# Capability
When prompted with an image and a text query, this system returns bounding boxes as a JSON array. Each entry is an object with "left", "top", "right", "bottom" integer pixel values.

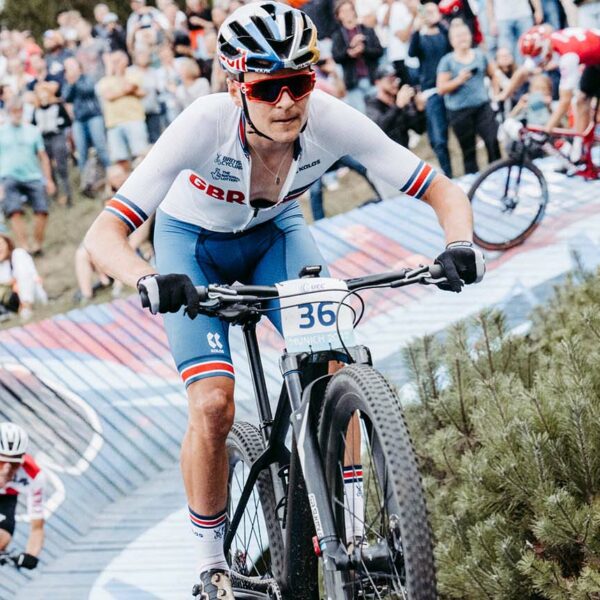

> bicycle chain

[{"left": 230, "top": 572, "right": 283, "bottom": 600}]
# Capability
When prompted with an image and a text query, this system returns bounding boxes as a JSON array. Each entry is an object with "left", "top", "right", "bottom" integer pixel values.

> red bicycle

[{"left": 467, "top": 120, "right": 600, "bottom": 250}]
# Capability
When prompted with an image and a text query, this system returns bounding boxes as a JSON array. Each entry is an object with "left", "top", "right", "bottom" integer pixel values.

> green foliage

[
  {"left": 1, "top": 0, "right": 136, "bottom": 40},
  {"left": 405, "top": 272, "right": 600, "bottom": 600}
]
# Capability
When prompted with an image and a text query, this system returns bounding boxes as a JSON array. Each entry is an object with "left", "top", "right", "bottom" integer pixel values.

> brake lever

[{"left": 389, "top": 264, "right": 447, "bottom": 287}]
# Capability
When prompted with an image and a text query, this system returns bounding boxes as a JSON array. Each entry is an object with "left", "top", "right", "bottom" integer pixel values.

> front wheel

[
  {"left": 318, "top": 365, "right": 437, "bottom": 599},
  {"left": 469, "top": 158, "right": 549, "bottom": 251},
  {"left": 226, "top": 422, "right": 285, "bottom": 596}
]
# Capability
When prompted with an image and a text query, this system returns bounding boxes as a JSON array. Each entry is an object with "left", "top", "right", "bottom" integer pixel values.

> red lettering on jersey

[
  {"left": 206, "top": 185, "right": 224, "bottom": 200},
  {"left": 189, "top": 174, "right": 207, "bottom": 191},
  {"left": 189, "top": 173, "right": 246, "bottom": 205},
  {"left": 226, "top": 191, "right": 245, "bottom": 204}
]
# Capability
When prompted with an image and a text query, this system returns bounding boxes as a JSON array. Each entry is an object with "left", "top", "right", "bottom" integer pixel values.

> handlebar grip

[
  {"left": 428, "top": 263, "right": 444, "bottom": 279},
  {"left": 196, "top": 286, "right": 209, "bottom": 301},
  {"left": 139, "top": 288, "right": 150, "bottom": 310}
]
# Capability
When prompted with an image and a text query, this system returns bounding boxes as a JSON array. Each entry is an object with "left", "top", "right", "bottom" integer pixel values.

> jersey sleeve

[
  {"left": 26, "top": 470, "right": 45, "bottom": 521},
  {"left": 104, "top": 94, "right": 223, "bottom": 233},
  {"left": 558, "top": 52, "right": 581, "bottom": 91},
  {"left": 314, "top": 92, "right": 437, "bottom": 199}
]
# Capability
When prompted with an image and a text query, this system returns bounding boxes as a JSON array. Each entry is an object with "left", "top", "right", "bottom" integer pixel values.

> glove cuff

[
  {"left": 446, "top": 240, "right": 473, "bottom": 249},
  {"left": 136, "top": 273, "right": 156, "bottom": 290}
]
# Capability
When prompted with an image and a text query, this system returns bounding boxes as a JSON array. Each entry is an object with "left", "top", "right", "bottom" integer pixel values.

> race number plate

[{"left": 276, "top": 278, "right": 356, "bottom": 353}]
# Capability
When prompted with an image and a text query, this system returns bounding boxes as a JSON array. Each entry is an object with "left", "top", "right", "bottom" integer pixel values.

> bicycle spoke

[
  {"left": 229, "top": 455, "right": 273, "bottom": 579},
  {"left": 331, "top": 412, "right": 412, "bottom": 599}
]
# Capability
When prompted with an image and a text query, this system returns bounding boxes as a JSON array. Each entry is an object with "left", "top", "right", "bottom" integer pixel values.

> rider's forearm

[
  {"left": 421, "top": 174, "right": 473, "bottom": 244},
  {"left": 84, "top": 212, "right": 156, "bottom": 288},
  {"left": 501, "top": 66, "right": 529, "bottom": 100},
  {"left": 25, "top": 521, "right": 44, "bottom": 557}
]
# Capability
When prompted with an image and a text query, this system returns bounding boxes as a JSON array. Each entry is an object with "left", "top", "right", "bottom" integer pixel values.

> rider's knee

[
  {"left": 187, "top": 382, "right": 235, "bottom": 439},
  {"left": 0, "top": 530, "right": 12, "bottom": 551}
]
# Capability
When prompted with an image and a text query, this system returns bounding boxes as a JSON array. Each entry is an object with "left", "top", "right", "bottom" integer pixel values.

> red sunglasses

[{"left": 236, "top": 71, "right": 316, "bottom": 105}]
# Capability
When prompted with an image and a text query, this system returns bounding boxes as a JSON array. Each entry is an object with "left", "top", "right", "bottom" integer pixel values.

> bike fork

[{"left": 280, "top": 354, "right": 350, "bottom": 599}]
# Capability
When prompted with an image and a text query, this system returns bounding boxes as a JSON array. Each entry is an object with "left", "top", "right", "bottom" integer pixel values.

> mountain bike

[
  {"left": 182, "top": 263, "right": 444, "bottom": 599},
  {"left": 468, "top": 120, "right": 600, "bottom": 251}
]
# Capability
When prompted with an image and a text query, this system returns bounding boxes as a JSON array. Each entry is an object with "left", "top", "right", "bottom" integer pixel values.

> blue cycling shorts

[{"left": 154, "top": 203, "right": 328, "bottom": 388}]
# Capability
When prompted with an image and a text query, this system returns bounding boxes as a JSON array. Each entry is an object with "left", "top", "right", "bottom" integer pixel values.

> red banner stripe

[
  {"left": 181, "top": 362, "right": 235, "bottom": 381},
  {"left": 190, "top": 513, "right": 227, "bottom": 527},
  {"left": 406, "top": 164, "right": 432, "bottom": 197},
  {"left": 107, "top": 199, "right": 144, "bottom": 228}
]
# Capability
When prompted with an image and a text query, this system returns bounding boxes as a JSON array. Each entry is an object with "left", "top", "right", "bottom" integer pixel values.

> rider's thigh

[
  {"left": 186, "top": 376, "right": 235, "bottom": 439},
  {"left": 154, "top": 210, "right": 235, "bottom": 389}
]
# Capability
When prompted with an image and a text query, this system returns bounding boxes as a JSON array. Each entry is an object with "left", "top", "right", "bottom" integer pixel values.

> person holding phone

[
  {"left": 332, "top": 0, "right": 384, "bottom": 112},
  {"left": 437, "top": 20, "right": 500, "bottom": 174}
]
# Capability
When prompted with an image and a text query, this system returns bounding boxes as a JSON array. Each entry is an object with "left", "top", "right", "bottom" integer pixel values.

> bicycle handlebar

[{"left": 195, "top": 263, "right": 445, "bottom": 304}]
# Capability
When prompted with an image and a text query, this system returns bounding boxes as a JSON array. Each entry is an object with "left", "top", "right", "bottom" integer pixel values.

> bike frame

[
  {"left": 525, "top": 117, "right": 600, "bottom": 180},
  {"left": 223, "top": 318, "right": 380, "bottom": 598}
]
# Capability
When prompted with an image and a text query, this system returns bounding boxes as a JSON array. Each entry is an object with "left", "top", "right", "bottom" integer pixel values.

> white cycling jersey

[
  {"left": 0, "top": 454, "right": 45, "bottom": 520},
  {"left": 106, "top": 90, "right": 437, "bottom": 234}
]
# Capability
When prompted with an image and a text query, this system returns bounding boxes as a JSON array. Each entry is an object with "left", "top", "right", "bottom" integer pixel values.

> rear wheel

[
  {"left": 469, "top": 158, "right": 548, "bottom": 251},
  {"left": 226, "top": 422, "right": 285, "bottom": 597},
  {"left": 318, "top": 365, "right": 437, "bottom": 599}
]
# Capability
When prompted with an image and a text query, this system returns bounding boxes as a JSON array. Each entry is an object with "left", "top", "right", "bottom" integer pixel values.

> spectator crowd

[{"left": 0, "top": 0, "right": 597, "bottom": 321}]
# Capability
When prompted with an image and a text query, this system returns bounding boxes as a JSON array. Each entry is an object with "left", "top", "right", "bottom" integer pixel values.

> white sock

[
  {"left": 343, "top": 465, "right": 365, "bottom": 543},
  {"left": 570, "top": 136, "right": 583, "bottom": 163},
  {"left": 189, "top": 506, "right": 229, "bottom": 573}
]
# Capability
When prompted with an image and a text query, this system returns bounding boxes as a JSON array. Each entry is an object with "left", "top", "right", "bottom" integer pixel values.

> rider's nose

[{"left": 276, "top": 89, "right": 295, "bottom": 109}]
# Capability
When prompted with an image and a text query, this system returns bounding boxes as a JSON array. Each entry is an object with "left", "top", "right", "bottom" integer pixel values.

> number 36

[{"left": 298, "top": 301, "right": 337, "bottom": 329}]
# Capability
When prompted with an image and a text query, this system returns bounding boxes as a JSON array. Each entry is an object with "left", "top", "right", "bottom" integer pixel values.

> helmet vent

[
  {"left": 284, "top": 10, "right": 294, "bottom": 37},
  {"left": 247, "top": 58, "right": 277, "bottom": 70},
  {"left": 293, "top": 51, "right": 313, "bottom": 66},
  {"left": 250, "top": 15, "right": 275, "bottom": 43},
  {"left": 218, "top": 37, "right": 239, "bottom": 58},
  {"left": 300, "top": 28, "right": 312, "bottom": 47},
  {"left": 229, "top": 22, "right": 264, "bottom": 53},
  {"left": 262, "top": 3, "right": 277, "bottom": 17},
  {"left": 271, "top": 37, "right": 294, "bottom": 58}
]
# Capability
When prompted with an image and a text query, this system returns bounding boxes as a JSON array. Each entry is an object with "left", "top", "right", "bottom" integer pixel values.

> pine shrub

[{"left": 404, "top": 272, "right": 600, "bottom": 599}]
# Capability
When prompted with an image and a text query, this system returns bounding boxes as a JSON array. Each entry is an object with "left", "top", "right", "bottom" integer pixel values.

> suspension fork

[
  {"left": 503, "top": 151, "right": 527, "bottom": 210},
  {"left": 280, "top": 353, "right": 350, "bottom": 579}
]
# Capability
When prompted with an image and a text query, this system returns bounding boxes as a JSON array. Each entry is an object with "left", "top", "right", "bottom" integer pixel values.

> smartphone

[{"left": 469, "top": 66, "right": 478, "bottom": 75}]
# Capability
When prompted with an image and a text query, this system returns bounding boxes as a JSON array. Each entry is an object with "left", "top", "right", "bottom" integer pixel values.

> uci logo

[
  {"left": 207, "top": 332, "right": 224, "bottom": 353},
  {"left": 189, "top": 174, "right": 245, "bottom": 205}
]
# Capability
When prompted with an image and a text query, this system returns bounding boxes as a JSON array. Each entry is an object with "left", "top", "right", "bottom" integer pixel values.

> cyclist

[
  {"left": 0, "top": 422, "right": 45, "bottom": 571},
  {"left": 502, "top": 25, "right": 600, "bottom": 158},
  {"left": 84, "top": 2, "right": 485, "bottom": 597}
]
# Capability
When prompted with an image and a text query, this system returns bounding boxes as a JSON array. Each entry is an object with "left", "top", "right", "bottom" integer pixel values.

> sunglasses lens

[{"left": 247, "top": 74, "right": 314, "bottom": 103}]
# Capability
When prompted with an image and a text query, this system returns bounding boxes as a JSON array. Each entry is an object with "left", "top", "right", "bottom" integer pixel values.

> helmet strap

[{"left": 238, "top": 73, "right": 275, "bottom": 141}]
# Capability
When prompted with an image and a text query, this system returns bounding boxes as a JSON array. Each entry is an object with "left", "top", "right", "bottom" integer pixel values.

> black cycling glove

[
  {"left": 137, "top": 273, "right": 200, "bottom": 319},
  {"left": 15, "top": 552, "right": 39, "bottom": 570},
  {"left": 434, "top": 241, "right": 485, "bottom": 293}
]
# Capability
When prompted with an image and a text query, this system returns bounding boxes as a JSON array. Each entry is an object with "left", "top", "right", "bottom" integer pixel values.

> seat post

[{"left": 242, "top": 321, "right": 273, "bottom": 439}]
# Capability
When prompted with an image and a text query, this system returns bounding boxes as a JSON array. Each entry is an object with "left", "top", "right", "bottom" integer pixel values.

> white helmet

[
  {"left": 0, "top": 422, "right": 29, "bottom": 462},
  {"left": 217, "top": 1, "right": 319, "bottom": 75}
]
